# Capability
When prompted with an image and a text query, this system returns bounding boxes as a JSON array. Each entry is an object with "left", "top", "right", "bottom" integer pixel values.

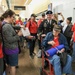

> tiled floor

[
  {"left": 16, "top": 45, "right": 41, "bottom": 75},
  {"left": 16, "top": 43, "right": 75, "bottom": 75}
]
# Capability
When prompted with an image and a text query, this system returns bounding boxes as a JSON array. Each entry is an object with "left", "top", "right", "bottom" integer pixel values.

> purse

[
  {"left": 57, "top": 52, "right": 67, "bottom": 68},
  {"left": 55, "top": 47, "right": 67, "bottom": 68}
]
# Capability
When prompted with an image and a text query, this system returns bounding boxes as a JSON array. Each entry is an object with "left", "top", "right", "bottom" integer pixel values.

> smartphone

[{"left": 58, "top": 13, "right": 61, "bottom": 15}]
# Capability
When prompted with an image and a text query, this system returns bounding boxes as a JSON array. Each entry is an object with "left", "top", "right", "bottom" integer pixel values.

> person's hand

[
  {"left": 57, "top": 48, "right": 65, "bottom": 54},
  {"left": 16, "top": 30, "right": 19, "bottom": 33},
  {"left": 41, "top": 34, "right": 46, "bottom": 37},
  {"left": 46, "top": 52, "right": 50, "bottom": 57},
  {"left": 57, "top": 50, "right": 62, "bottom": 54},
  {"left": 17, "top": 30, "right": 23, "bottom": 36},
  {"left": 60, "top": 48, "right": 65, "bottom": 53},
  {"left": 60, "top": 13, "right": 63, "bottom": 16},
  {"left": 20, "top": 25, "right": 26, "bottom": 29},
  {"left": 48, "top": 41, "right": 55, "bottom": 46},
  {"left": 26, "top": 36, "right": 34, "bottom": 39},
  {"left": 20, "top": 25, "right": 24, "bottom": 28}
]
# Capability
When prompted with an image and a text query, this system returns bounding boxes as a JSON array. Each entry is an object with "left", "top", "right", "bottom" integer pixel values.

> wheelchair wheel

[{"left": 40, "top": 67, "right": 47, "bottom": 75}]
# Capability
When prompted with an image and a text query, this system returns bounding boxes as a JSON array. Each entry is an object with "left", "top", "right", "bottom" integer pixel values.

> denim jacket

[{"left": 42, "top": 32, "right": 69, "bottom": 51}]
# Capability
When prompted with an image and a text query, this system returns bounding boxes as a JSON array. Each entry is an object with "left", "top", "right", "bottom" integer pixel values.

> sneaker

[
  {"left": 30, "top": 55, "right": 34, "bottom": 59},
  {"left": 37, "top": 50, "right": 42, "bottom": 58}
]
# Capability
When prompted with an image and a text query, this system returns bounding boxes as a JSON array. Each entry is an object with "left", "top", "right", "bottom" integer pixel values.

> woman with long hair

[{"left": 2, "top": 9, "right": 23, "bottom": 75}]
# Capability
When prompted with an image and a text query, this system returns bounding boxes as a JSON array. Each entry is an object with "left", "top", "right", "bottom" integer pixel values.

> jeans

[
  {"left": 72, "top": 42, "right": 75, "bottom": 61},
  {"left": 3, "top": 72, "right": 6, "bottom": 75},
  {"left": 28, "top": 39, "right": 36, "bottom": 55},
  {"left": 28, "top": 33, "right": 37, "bottom": 56},
  {"left": 49, "top": 55, "right": 72, "bottom": 75},
  {"left": 38, "top": 39, "right": 41, "bottom": 49}
]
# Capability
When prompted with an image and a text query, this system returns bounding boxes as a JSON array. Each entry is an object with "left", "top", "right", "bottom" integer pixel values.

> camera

[{"left": 58, "top": 13, "right": 61, "bottom": 15}]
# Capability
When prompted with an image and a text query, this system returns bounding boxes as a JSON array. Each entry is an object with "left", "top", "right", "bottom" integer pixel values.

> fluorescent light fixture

[
  {"left": 0, "top": 0, "right": 2, "bottom": 2},
  {"left": 0, "top": 0, "right": 2, "bottom": 5},
  {"left": 25, "top": 0, "right": 28, "bottom": 4}
]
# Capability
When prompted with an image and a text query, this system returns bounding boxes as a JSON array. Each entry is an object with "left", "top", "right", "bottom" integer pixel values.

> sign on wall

[{"left": 14, "top": 6, "right": 26, "bottom": 10}]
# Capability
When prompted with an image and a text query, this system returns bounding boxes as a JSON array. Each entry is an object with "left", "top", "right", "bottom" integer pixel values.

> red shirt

[
  {"left": 52, "top": 37, "right": 59, "bottom": 48},
  {"left": 37, "top": 19, "right": 43, "bottom": 27},
  {"left": 26, "top": 20, "right": 38, "bottom": 34},
  {"left": 16, "top": 20, "right": 23, "bottom": 25},
  {"left": 72, "top": 23, "right": 75, "bottom": 42},
  {"left": 0, "top": 43, "right": 3, "bottom": 58}
]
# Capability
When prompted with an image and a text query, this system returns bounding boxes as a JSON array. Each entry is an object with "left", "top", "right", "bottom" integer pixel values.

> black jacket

[
  {"left": 38, "top": 19, "right": 57, "bottom": 35},
  {"left": 63, "top": 23, "right": 73, "bottom": 38}
]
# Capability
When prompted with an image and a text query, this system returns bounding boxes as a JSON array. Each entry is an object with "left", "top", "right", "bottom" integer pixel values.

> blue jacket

[{"left": 42, "top": 32, "right": 69, "bottom": 51}]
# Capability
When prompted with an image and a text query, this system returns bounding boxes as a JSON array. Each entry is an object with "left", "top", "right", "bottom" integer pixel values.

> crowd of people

[{"left": 0, "top": 9, "right": 75, "bottom": 75}]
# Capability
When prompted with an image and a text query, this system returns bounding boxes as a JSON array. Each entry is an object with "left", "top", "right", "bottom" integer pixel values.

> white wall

[
  {"left": 19, "top": 0, "right": 50, "bottom": 19},
  {"left": 28, "top": 0, "right": 50, "bottom": 14},
  {"left": 51, "top": 0, "right": 75, "bottom": 23}
]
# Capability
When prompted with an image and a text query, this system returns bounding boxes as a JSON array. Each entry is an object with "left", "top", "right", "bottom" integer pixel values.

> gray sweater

[{"left": 2, "top": 23, "right": 20, "bottom": 49}]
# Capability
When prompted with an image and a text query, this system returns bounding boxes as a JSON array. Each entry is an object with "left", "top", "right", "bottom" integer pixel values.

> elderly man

[
  {"left": 42, "top": 25, "right": 72, "bottom": 75},
  {"left": 38, "top": 10, "right": 57, "bottom": 37}
]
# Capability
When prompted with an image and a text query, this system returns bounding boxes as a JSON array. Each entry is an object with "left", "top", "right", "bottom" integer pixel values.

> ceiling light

[{"left": 25, "top": 0, "right": 28, "bottom": 5}]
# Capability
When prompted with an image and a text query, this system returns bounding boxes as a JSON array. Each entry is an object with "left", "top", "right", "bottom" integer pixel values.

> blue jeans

[
  {"left": 49, "top": 55, "right": 72, "bottom": 75},
  {"left": 3, "top": 72, "right": 6, "bottom": 75},
  {"left": 72, "top": 42, "right": 75, "bottom": 61},
  {"left": 5, "top": 53, "right": 18, "bottom": 66}
]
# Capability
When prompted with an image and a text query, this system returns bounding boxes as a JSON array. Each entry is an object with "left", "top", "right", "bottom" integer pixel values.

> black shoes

[
  {"left": 16, "top": 66, "right": 19, "bottom": 68},
  {"left": 30, "top": 52, "right": 36, "bottom": 59},
  {"left": 30, "top": 55, "right": 34, "bottom": 59}
]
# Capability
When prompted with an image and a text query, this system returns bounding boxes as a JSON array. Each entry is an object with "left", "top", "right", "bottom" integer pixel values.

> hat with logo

[{"left": 46, "top": 11, "right": 53, "bottom": 14}]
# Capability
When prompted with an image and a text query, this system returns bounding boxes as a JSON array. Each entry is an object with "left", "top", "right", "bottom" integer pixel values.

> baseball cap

[
  {"left": 67, "top": 17, "right": 72, "bottom": 22},
  {"left": 31, "top": 14, "right": 37, "bottom": 17},
  {"left": 53, "top": 25, "right": 61, "bottom": 32},
  {"left": 42, "top": 13, "right": 45, "bottom": 17}
]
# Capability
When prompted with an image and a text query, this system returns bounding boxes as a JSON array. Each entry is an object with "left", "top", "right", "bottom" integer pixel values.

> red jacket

[
  {"left": 0, "top": 43, "right": 3, "bottom": 58},
  {"left": 26, "top": 20, "right": 38, "bottom": 34},
  {"left": 16, "top": 20, "right": 23, "bottom": 25},
  {"left": 72, "top": 23, "right": 75, "bottom": 42}
]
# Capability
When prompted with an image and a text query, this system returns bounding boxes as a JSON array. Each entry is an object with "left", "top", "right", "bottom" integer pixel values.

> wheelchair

[
  {"left": 39, "top": 35, "right": 71, "bottom": 75},
  {"left": 40, "top": 49, "right": 73, "bottom": 75},
  {"left": 40, "top": 49, "right": 54, "bottom": 75}
]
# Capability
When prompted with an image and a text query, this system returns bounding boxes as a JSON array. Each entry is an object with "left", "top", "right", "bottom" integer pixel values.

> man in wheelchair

[{"left": 42, "top": 25, "right": 72, "bottom": 75}]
